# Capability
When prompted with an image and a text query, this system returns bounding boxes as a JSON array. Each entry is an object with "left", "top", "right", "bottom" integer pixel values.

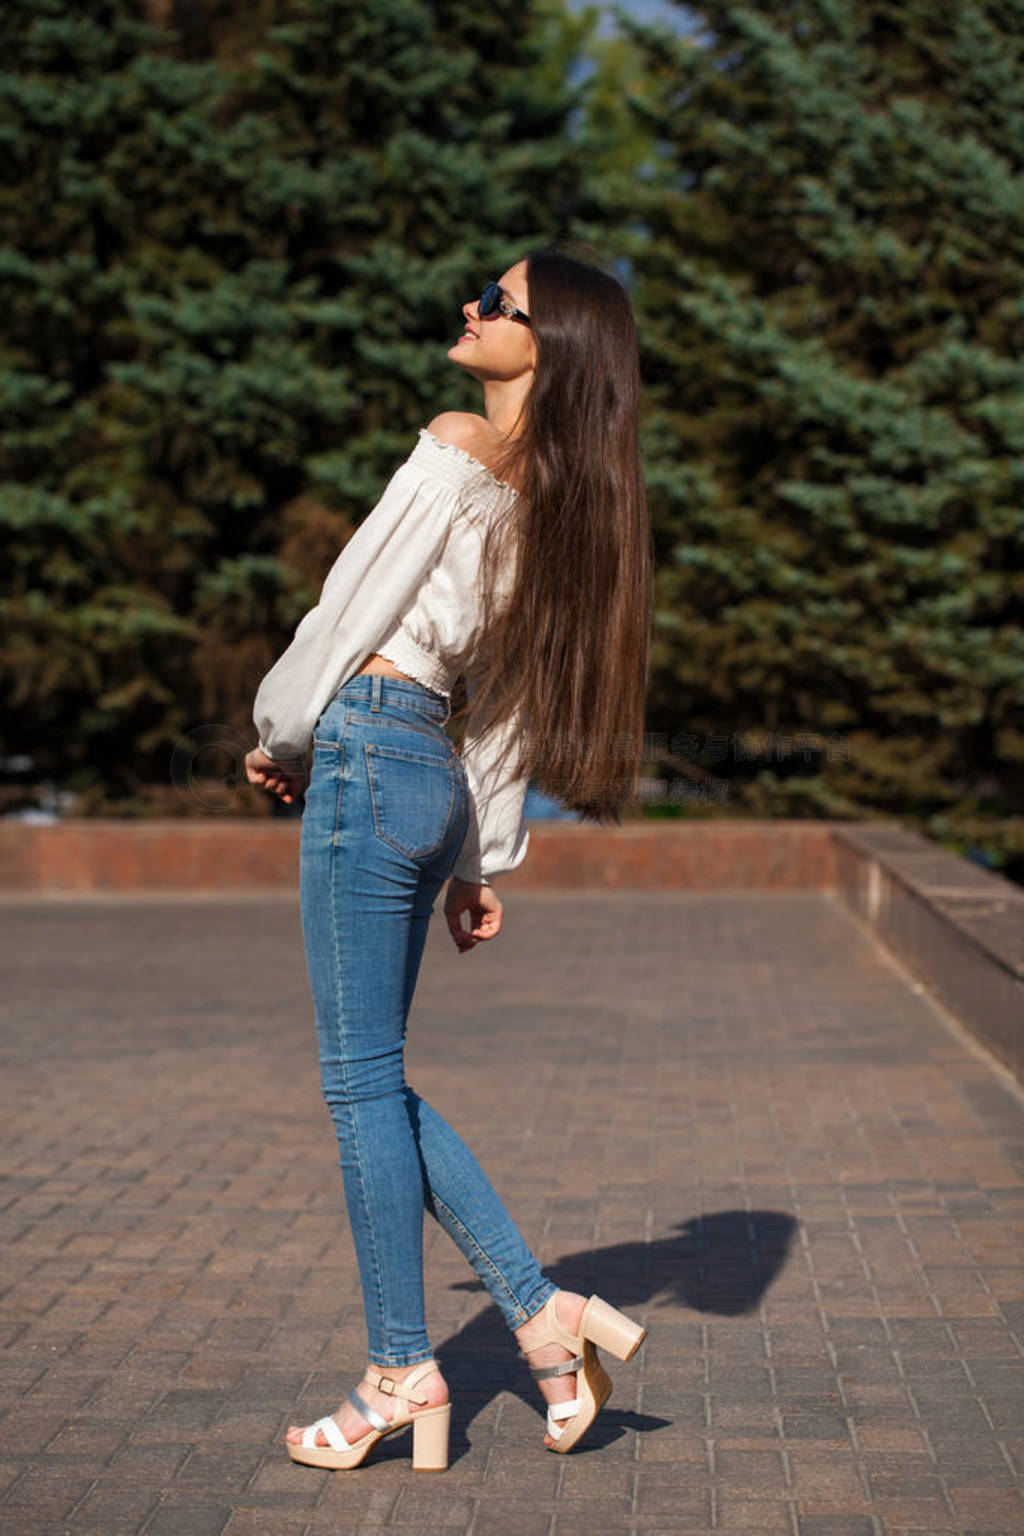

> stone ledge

[{"left": 833, "top": 821, "right": 1024, "bottom": 1084}]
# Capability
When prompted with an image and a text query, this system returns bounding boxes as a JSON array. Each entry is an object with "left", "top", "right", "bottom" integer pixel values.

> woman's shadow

[{"left": 381, "top": 1208, "right": 798, "bottom": 1463}]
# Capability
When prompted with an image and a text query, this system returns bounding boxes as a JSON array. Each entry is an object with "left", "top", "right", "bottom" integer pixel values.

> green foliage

[
  {"left": 593, "top": 0, "right": 1024, "bottom": 874},
  {"left": 0, "top": 0, "right": 594, "bottom": 802}
]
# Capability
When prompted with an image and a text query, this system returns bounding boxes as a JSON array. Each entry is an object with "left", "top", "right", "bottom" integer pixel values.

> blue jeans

[{"left": 299, "top": 672, "right": 557, "bottom": 1368}]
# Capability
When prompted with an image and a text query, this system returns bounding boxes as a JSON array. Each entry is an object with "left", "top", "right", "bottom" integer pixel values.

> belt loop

[{"left": 371, "top": 674, "right": 382, "bottom": 712}]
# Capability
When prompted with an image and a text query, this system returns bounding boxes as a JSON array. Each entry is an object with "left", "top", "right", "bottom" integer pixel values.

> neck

[{"left": 481, "top": 375, "right": 532, "bottom": 439}]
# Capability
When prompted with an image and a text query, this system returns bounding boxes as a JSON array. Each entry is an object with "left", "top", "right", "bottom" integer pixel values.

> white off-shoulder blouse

[{"left": 252, "top": 428, "right": 530, "bottom": 885}]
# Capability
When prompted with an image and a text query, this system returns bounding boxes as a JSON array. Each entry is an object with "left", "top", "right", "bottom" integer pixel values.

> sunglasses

[{"left": 478, "top": 280, "right": 531, "bottom": 327}]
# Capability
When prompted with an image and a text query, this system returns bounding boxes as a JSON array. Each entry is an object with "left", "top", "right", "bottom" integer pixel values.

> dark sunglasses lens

[{"left": 479, "top": 282, "right": 500, "bottom": 317}]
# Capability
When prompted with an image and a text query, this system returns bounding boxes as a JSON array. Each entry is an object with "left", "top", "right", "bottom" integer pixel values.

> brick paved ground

[{"left": 1, "top": 888, "right": 1023, "bottom": 1536}]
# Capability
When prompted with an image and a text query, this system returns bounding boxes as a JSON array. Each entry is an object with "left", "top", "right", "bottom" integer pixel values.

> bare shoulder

[
  {"left": 424, "top": 412, "right": 522, "bottom": 491},
  {"left": 424, "top": 412, "right": 498, "bottom": 456}
]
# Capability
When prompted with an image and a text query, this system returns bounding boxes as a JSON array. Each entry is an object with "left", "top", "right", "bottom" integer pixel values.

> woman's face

[{"left": 447, "top": 261, "right": 537, "bottom": 383}]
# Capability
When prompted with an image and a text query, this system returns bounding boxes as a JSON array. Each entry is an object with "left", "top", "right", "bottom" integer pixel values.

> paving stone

[
  {"left": 38, "top": 1421, "right": 128, "bottom": 1459},
  {"left": 945, "top": 1483, "right": 1024, "bottom": 1525},
  {"left": 0, "top": 1464, "right": 95, "bottom": 1523},
  {"left": 714, "top": 1446, "right": 788, "bottom": 1492},
  {"left": 66, "top": 1483, "right": 162, "bottom": 1533},
  {"left": 796, "top": 1519, "right": 877, "bottom": 1535},
  {"left": 787, "top": 1450, "right": 870, "bottom": 1500},
  {"left": 105, "top": 1444, "right": 192, "bottom": 1482},
  {"left": 1, "top": 889, "right": 1024, "bottom": 1535},
  {"left": 220, "top": 1515, "right": 310, "bottom": 1536},
  {"left": 142, "top": 1500, "right": 233, "bottom": 1535}
]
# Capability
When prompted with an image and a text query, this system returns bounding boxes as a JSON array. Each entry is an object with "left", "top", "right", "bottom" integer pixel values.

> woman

[{"left": 245, "top": 245, "right": 654, "bottom": 1472}]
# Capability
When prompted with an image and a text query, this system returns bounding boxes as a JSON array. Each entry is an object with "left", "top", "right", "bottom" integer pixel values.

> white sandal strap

[
  {"left": 547, "top": 1395, "right": 581, "bottom": 1440},
  {"left": 304, "top": 1414, "right": 351, "bottom": 1452}
]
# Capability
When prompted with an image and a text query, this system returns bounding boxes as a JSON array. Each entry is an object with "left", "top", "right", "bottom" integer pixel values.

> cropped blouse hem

[{"left": 372, "top": 626, "right": 455, "bottom": 698}]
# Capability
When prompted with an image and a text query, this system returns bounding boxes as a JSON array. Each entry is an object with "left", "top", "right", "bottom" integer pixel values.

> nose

[{"left": 462, "top": 298, "right": 480, "bottom": 325}]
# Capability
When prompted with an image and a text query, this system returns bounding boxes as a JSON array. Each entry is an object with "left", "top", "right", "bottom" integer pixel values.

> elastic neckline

[{"left": 418, "top": 428, "right": 520, "bottom": 498}]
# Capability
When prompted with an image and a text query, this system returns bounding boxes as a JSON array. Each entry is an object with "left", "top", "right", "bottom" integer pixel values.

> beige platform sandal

[
  {"left": 520, "top": 1293, "right": 647, "bottom": 1453},
  {"left": 286, "top": 1357, "right": 450, "bottom": 1472}
]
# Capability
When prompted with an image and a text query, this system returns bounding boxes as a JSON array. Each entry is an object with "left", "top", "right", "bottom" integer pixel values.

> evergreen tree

[
  {"left": 0, "top": 0, "right": 593, "bottom": 812},
  {"left": 606, "top": 0, "right": 1024, "bottom": 871}
]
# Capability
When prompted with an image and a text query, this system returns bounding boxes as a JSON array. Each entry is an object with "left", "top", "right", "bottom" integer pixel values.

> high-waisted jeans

[{"left": 299, "top": 671, "right": 557, "bottom": 1368}]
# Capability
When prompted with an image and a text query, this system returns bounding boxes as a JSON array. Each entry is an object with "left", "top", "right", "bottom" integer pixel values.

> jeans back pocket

[{"left": 364, "top": 741, "right": 457, "bottom": 861}]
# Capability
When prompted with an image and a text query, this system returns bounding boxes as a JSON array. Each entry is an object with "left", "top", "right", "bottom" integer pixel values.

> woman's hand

[
  {"left": 445, "top": 876, "right": 503, "bottom": 953},
  {"left": 245, "top": 746, "right": 308, "bottom": 805}
]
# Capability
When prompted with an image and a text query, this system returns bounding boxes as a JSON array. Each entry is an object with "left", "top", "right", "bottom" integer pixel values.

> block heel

[
  {"left": 580, "top": 1295, "right": 648, "bottom": 1362},
  {"left": 412, "top": 1401, "right": 451, "bottom": 1471},
  {"left": 286, "top": 1357, "right": 450, "bottom": 1472},
  {"left": 519, "top": 1291, "right": 647, "bottom": 1454}
]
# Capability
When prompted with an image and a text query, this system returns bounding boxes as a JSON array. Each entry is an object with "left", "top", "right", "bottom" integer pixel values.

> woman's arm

[{"left": 253, "top": 453, "right": 456, "bottom": 764}]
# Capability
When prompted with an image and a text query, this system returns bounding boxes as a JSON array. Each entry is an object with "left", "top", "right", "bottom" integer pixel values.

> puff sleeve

[
  {"left": 451, "top": 668, "right": 531, "bottom": 885},
  {"left": 252, "top": 453, "right": 456, "bottom": 763}
]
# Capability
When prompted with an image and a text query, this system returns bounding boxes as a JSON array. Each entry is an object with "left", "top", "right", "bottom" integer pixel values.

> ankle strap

[
  {"left": 521, "top": 1352, "right": 584, "bottom": 1380},
  {"left": 365, "top": 1357, "right": 438, "bottom": 1405}
]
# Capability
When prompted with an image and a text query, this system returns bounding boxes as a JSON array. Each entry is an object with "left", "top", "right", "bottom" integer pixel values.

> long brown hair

[{"left": 452, "top": 242, "right": 653, "bottom": 821}]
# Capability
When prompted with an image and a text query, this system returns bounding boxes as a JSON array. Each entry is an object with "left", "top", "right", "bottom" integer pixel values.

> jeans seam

[
  {"left": 331, "top": 711, "right": 353, "bottom": 847},
  {"left": 328, "top": 765, "right": 387, "bottom": 1352},
  {"left": 431, "top": 1190, "right": 542, "bottom": 1327}
]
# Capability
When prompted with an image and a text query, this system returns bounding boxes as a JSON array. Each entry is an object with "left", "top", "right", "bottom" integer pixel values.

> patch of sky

[
  {"left": 563, "top": 1, "right": 707, "bottom": 88},
  {"left": 567, "top": 0, "right": 704, "bottom": 41}
]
